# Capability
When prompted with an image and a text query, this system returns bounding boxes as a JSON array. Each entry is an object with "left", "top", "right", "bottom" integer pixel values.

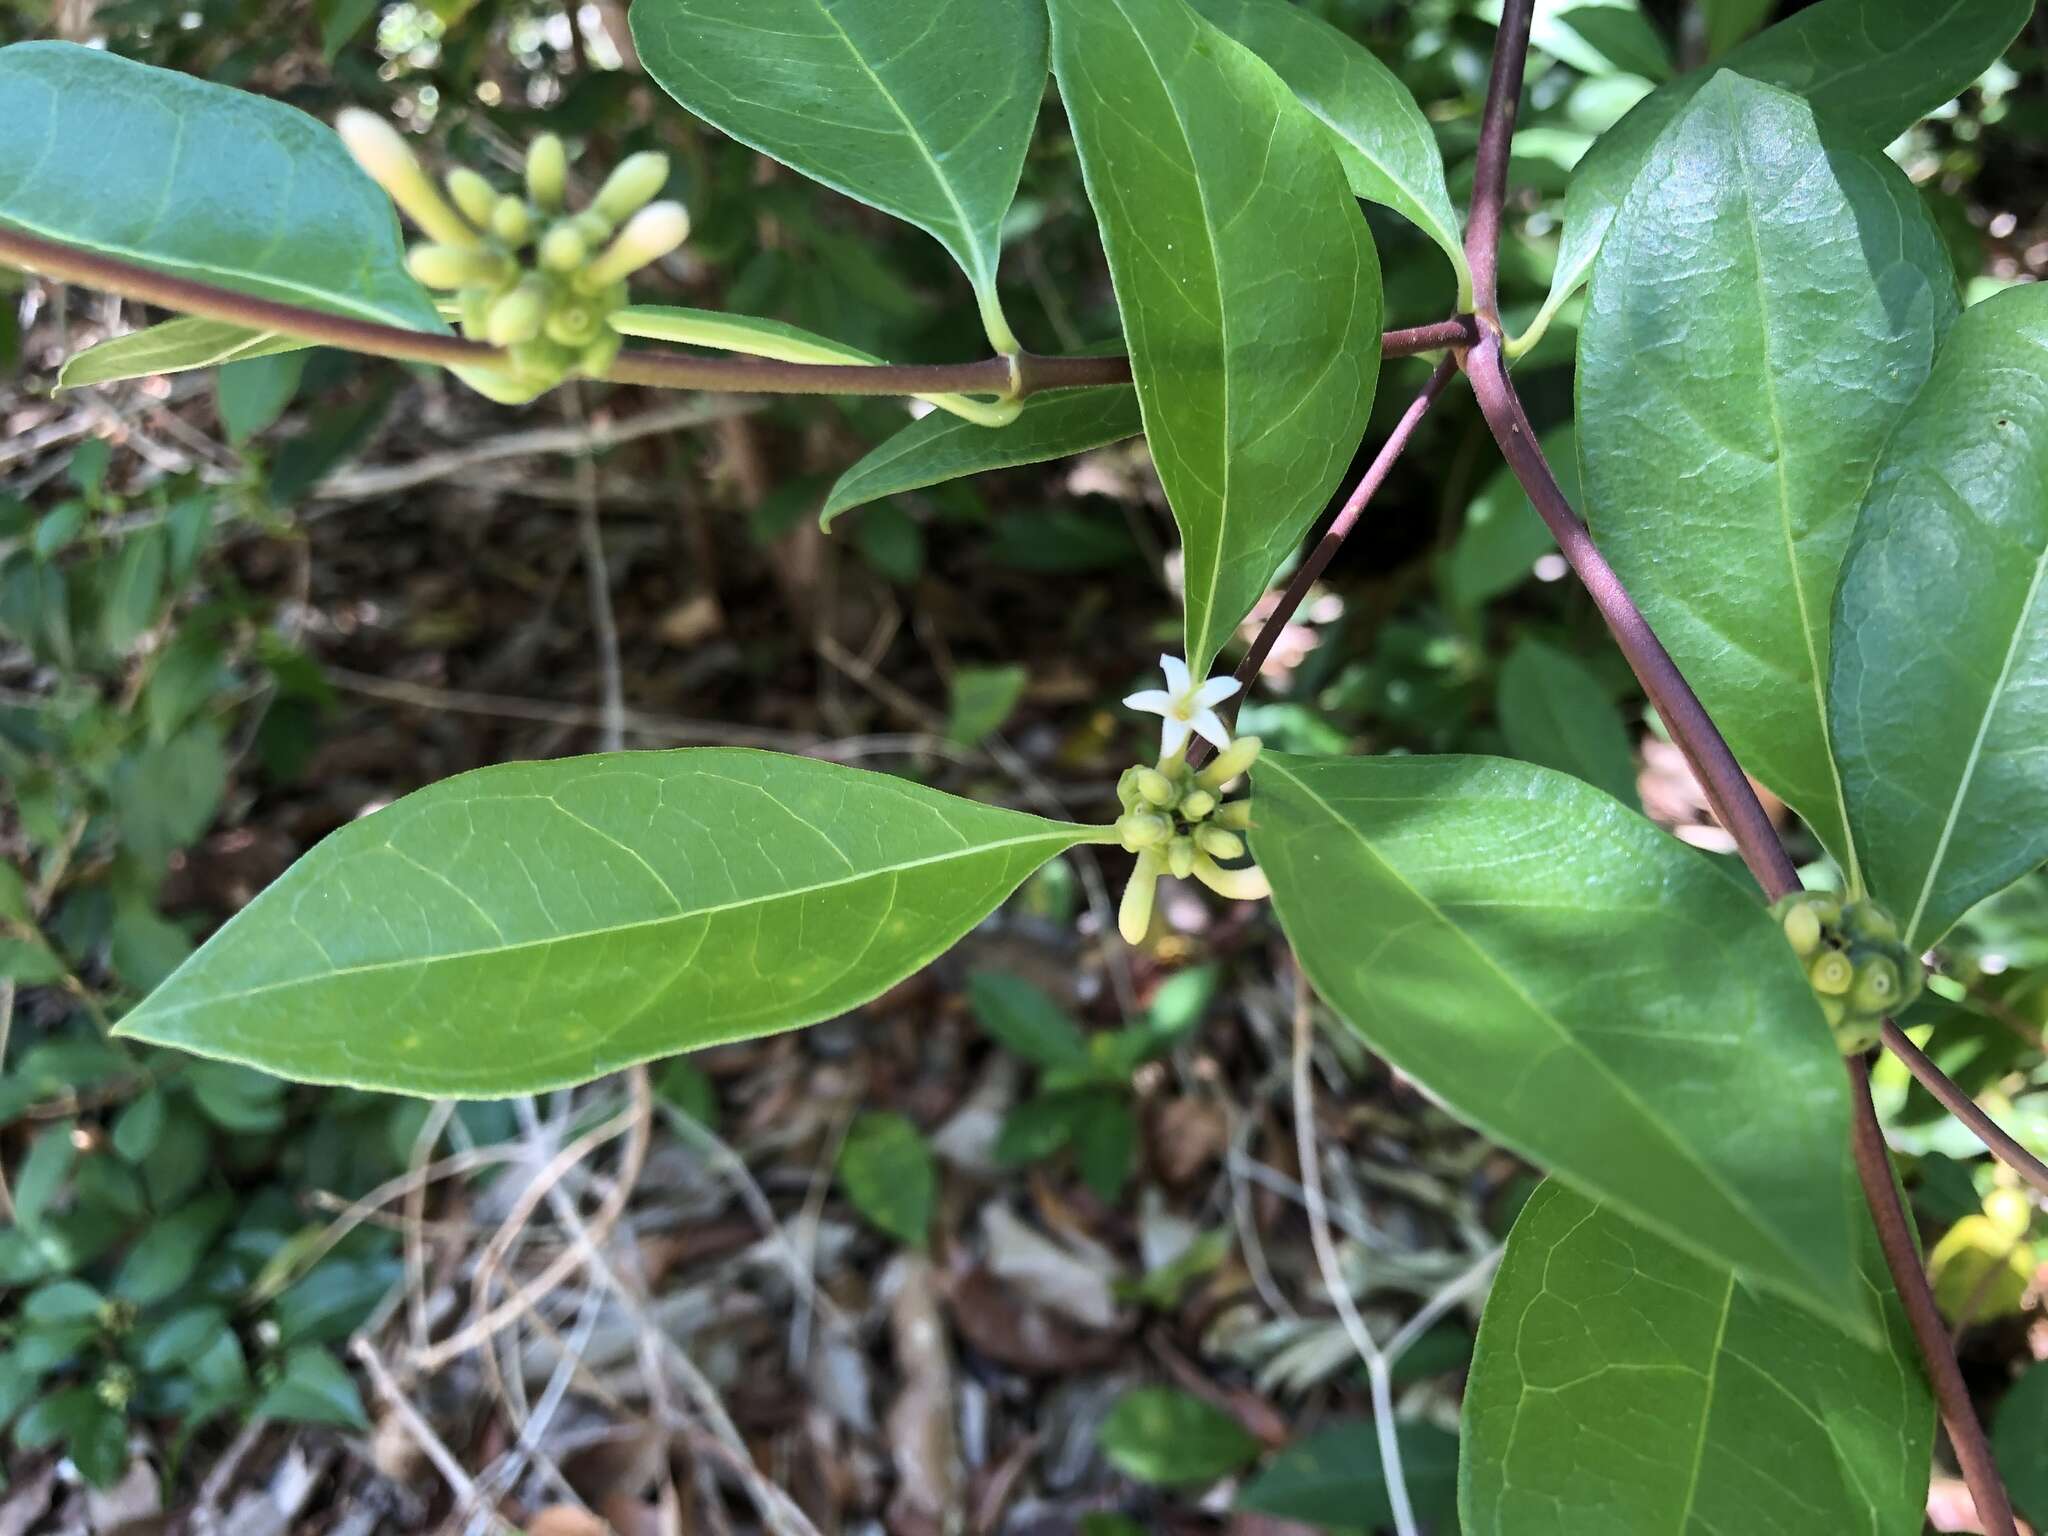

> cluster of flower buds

[
  {"left": 1771, "top": 891, "right": 1923, "bottom": 1054},
  {"left": 1115, "top": 734, "right": 1268, "bottom": 944},
  {"left": 337, "top": 112, "right": 689, "bottom": 404}
]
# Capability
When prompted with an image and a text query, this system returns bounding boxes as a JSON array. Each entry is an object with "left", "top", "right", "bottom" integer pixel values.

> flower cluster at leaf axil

[
  {"left": 337, "top": 112, "right": 688, "bottom": 403},
  {"left": 1772, "top": 891, "right": 1923, "bottom": 1054},
  {"left": 1114, "top": 657, "right": 1269, "bottom": 943}
]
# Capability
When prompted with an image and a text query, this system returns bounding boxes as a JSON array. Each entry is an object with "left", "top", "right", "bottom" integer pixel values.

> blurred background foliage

[{"left": 1, "top": 0, "right": 2045, "bottom": 1529}]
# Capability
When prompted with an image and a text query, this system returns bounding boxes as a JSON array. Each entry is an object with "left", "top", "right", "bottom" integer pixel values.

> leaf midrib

[
  {"left": 122, "top": 826, "right": 1081, "bottom": 1019},
  {"left": 1265, "top": 758, "right": 1830, "bottom": 1303}
]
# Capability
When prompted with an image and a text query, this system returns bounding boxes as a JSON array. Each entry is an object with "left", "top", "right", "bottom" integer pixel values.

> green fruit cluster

[{"left": 1771, "top": 891, "right": 1922, "bottom": 1054}]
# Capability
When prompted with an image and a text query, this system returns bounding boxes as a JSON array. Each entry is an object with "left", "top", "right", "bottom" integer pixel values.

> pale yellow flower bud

[
  {"left": 576, "top": 202, "right": 690, "bottom": 291},
  {"left": 1214, "top": 800, "right": 1253, "bottom": 830},
  {"left": 1180, "top": 788, "right": 1217, "bottom": 821},
  {"left": 1119, "top": 851, "right": 1163, "bottom": 945},
  {"left": 1136, "top": 768, "right": 1176, "bottom": 807},
  {"left": 1192, "top": 856, "right": 1270, "bottom": 901},
  {"left": 337, "top": 109, "right": 478, "bottom": 249},
  {"left": 538, "top": 224, "right": 589, "bottom": 273},
  {"left": 593, "top": 151, "right": 671, "bottom": 223},
  {"left": 1196, "top": 734, "right": 1262, "bottom": 792},
  {"left": 526, "top": 132, "right": 568, "bottom": 211},
  {"left": 1166, "top": 836, "right": 1196, "bottom": 881},
  {"left": 490, "top": 196, "right": 533, "bottom": 246},
  {"left": 445, "top": 168, "right": 500, "bottom": 228},
  {"left": 485, "top": 281, "right": 547, "bottom": 347},
  {"left": 406, "top": 243, "right": 508, "bottom": 291},
  {"left": 1195, "top": 826, "right": 1243, "bottom": 861}
]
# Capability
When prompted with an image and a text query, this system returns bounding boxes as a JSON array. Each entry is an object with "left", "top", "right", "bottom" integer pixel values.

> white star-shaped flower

[{"left": 1123, "top": 653, "right": 1240, "bottom": 761}]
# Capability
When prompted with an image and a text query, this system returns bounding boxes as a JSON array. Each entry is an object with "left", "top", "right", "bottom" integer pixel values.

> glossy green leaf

[
  {"left": 1251, "top": 752, "right": 1861, "bottom": 1320},
  {"left": 836, "top": 1110, "right": 936, "bottom": 1246},
  {"left": 1514, "top": 0, "right": 1673, "bottom": 81},
  {"left": 1186, "top": 0, "right": 1467, "bottom": 297},
  {"left": 630, "top": 0, "right": 1044, "bottom": 349},
  {"left": 1101, "top": 1387, "right": 1260, "bottom": 1486},
  {"left": 58, "top": 320, "right": 309, "bottom": 391},
  {"left": 116, "top": 750, "right": 1101, "bottom": 1097},
  {"left": 1829, "top": 285, "right": 2048, "bottom": 949},
  {"left": 1461, "top": 1180, "right": 1932, "bottom": 1535},
  {"left": 822, "top": 387, "right": 1143, "bottom": 527},
  {"left": 1238, "top": 1419, "right": 1458, "bottom": 1530},
  {"left": 218, "top": 351, "right": 308, "bottom": 444},
  {"left": 0, "top": 42, "right": 443, "bottom": 332},
  {"left": 1578, "top": 73, "right": 1957, "bottom": 873},
  {"left": 1444, "top": 424, "right": 1569, "bottom": 614},
  {"left": 1994, "top": 1359, "right": 2048, "bottom": 1529},
  {"left": 1528, "top": 0, "right": 2027, "bottom": 348},
  {"left": 1497, "top": 637, "right": 1636, "bottom": 806},
  {"left": 1050, "top": 0, "right": 1382, "bottom": 676}
]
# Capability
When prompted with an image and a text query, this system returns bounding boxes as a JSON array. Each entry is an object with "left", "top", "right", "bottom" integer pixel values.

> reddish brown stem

[
  {"left": 1464, "top": 0, "right": 1534, "bottom": 317},
  {"left": 1883, "top": 1020, "right": 2048, "bottom": 1199}
]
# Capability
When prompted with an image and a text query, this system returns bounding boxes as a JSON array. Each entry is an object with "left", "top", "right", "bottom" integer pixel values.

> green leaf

[
  {"left": 1829, "top": 285, "right": 2048, "bottom": 950},
  {"left": 1102, "top": 1387, "right": 1259, "bottom": 1487},
  {"left": 1496, "top": 637, "right": 1636, "bottom": 805},
  {"left": 1049, "top": 0, "right": 1382, "bottom": 676},
  {"left": 96, "top": 527, "right": 167, "bottom": 657},
  {"left": 822, "top": 387, "right": 1143, "bottom": 528},
  {"left": 58, "top": 319, "right": 309, "bottom": 391},
  {"left": 252, "top": 1345, "right": 367, "bottom": 1429},
  {"left": 14, "top": 1122, "right": 76, "bottom": 1230},
  {"left": 630, "top": 0, "right": 1044, "bottom": 349},
  {"left": 1445, "top": 424, "right": 1569, "bottom": 613},
  {"left": 19, "top": 1385, "right": 127, "bottom": 1486},
  {"left": 116, "top": 750, "right": 1100, "bottom": 1097},
  {"left": 1995, "top": 1359, "right": 2048, "bottom": 1529},
  {"left": 969, "top": 971, "right": 1089, "bottom": 1070},
  {"left": 1529, "top": 0, "right": 2027, "bottom": 348},
  {"left": 1072, "top": 1092, "right": 1135, "bottom": 1201},
  {"left": 0, "top": 42, "right": 443, "bottom": 332},
  {"left": 113, "top": 1190, "right": 233, "bottom": 1304},
  {"left": 1461, "top": 1180, "right": 1933, "bottom": 1535},
  {"left": 217, "top": 351, "right": 308, "bottom": 444},
  {"left": 1251, "top": 752, "right": 1862, "bottom": 1322},
  {"left": 1186, "top": 0, "right": 1467, "bottom": 298},
  {"left": 1237, "top": 1418, "right": 1458, "bottom": 1530},
  {"left": 1578, "top": 73, "right": 1956, "bottom": 873},
  {"left": 109, "top": 721, "right": 227, "bottom": 866},
  {"left": 944, "top": 664, "right": 1029, "bottom": 747},
  {"left": 836, "top": 1110, "right": 935, "bottom": 1247}
]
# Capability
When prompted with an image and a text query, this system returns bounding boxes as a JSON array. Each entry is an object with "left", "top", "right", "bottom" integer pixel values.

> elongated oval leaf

[
  {"left": 1496, "top": 637, "right": 1637, "bottom": 806},
  {"left": 1462, "top": 1180, "right": 1931, "bottom": 1535},
  {"left": 1251, "top": 752, "right": 1861, "bottom": 1320},
  {"left": 59, "top": 320, "right": 309, "bottom": 391},
  {"left": 1578, "top": 73, "right": 1957, "bottom": 873},
  {"left": 115, "top": 750, "right": 1101, "bottom": 1097},
  {"left": 1186, "top": 0, "right": 1466, "bottom": 296},
  {"left": 630, "top": 0, "right": 1044, "bottom": 349},
  {"left": 1050, "top": 0, "right": 1381, "bottom": 676},
  {"left": 0, "top": 42, "right": 442, "bottom": 332},
  {"left": 1528, "top": 0, "right": 2028, "bottom": 346},
  {"left": 1830, "top": 285, "right": 2048, "bottom": 949},
  {"left": 822, "top": 386, "right": 1144, "bottom": 526}
]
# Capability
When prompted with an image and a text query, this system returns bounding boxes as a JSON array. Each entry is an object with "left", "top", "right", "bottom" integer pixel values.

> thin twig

[
  {"left": 352, "top": 1337, "right": 518, "bottom": 1534},
  {"left": 1464, "top": 0, "right": 1535, "bottom": 317},
  {"left": 1882, "top": 1020, "right": 2048, "bottom": 1199},
  {"left": 1291, "top": 972, "right": 1419, "bottom": 1536}
]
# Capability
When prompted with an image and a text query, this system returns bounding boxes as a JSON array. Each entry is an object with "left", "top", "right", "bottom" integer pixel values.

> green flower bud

[
  {"left": 1781, "top": 900, "right": 1823, "bottom": 958},
  {"left": 1136, "top": 768, "right": 1176, "bottom": 807},
  {"left": 485, "top": 281, "right": 548, "bottom": 347},
  {"left": 1843, "top": 900, "right": 1901, "bottom": 944},
  {"left": 1195, "top": 826, "right": 1243, "bottom": 860},
  {"left": 546, "top": 299, "right": 606, "bottom": 348},
  {"left": 1117, "top": 766, "right": 1147, "bottom": 812},
  {"left": 577, "top": 328, "right": 623, "bottom": 379},
  {"left": 337, "top": 109, "right": 479, "bottom": 249},
  {"left": 1180, "top": 788, "right": 1217, "bottom": 822},
  {"left": 407, "top": 243, "right": 509, "bottom": 291},
  {"left": 593, "top": 150, "right": 672, "bottom": 223},
  {"left": 526, "top": 132, "right": 568, "bottom": 211},
  {"left": 538, "top": 223, "right": 588, "bottom": 273},
  {"left": 1117, "top": 810, "right": 1171, "bottom": 852},
  {"left": 1213, "top": 799, "right": 1254, "bottom": 831},
  {"left": 1849, "top": 954, "right": 1902, "bottom": 1017},
  {"left": 1119, "top": 850, "right": 1162, "bottom": 945},
  {"left": 445, "top": 167, "right": 500, "bottom": 228},
  {"left": 1192, "top": 855, "right": 1270, "bottom": 901},
  {"left": 571, "top": 209, "right": 616, "bottom": 245},
  {"left": 1808, "top": 950, "right": 1854, "bottom": 997},
  {"left": 490, "top": 195, "right": 533, "bottom": 246},
  {"left": 576, "top": 202, "right": 691, "bottom": 291},
  {"left": 1196, "top": 734, "right": 1262, "bottom": 791},
  {"left": 1166, "top": 836, "right": 1197, "bottom": 881}
]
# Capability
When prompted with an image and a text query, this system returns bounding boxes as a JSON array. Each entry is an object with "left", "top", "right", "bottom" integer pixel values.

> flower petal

[
  {"left": 1159, "top": 716, "right": 1193, "bottom": 760},
  {"left": 1158, "top": 653, "right": 1191, "bottom": 697},
  {"left": 1193, "top": 675, "right": 1241, "bottom": 708},
  {"left": 1123, "top": 689, "right": 1174, "bottom": 715},
  {"left": 1188, "top": 708, "right": 1232, "bottom": 751}
]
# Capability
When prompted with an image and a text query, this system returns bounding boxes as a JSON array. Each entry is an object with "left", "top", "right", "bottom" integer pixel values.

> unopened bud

[
  {"left": 572, "top": 209, "right": 616, "bottom": 244},
  {"left": 485, "top": 281, "right": 548, "bottom": 347},
  {"left": 1166, "top": 836, "right": 1196, "bottom": 881},
  {"left": 526, "top": 132, "right": 568, "bottom": 211},
  {"left": 1119, "top": 851, "right": 1162, "bottom": 945},
  {"left": 1808, "top": 951, "right": 1854, "bottom": 997},
  {"left": 407, "top": 243, "right": 508, "bottom": 291},
  {"left": 1136, "top": 768, "right": 1175, "bottom": 807},
  {"left": 1195, "top": 826, "right": 1243, "bottom": 861},
  {"left": 490, "top": 195, "right": 533, "bottom": 246},
  {"left": 1192, "top": 856, "right": 1270, "bottom": 901},
  {"left": 1180, "top": 788, "right": 1217, "bottom": 821},
  {"left": 1197, "top": 735, "right": 1262, "bottom": 791},
  {"left": 337, "top": 109, "right": 478, "bottom": 249},
  {"left": 1850, "top": 954, "right": 1901, "bottom": 1016},
  {"left": 1843, "top": 901, "right": 1900, "bottom": 944},
  {"left": 1117, "top": 811, "right": 1171, "bottom": 851},
  {"left": 538, "top": 223, "right": 588, "bottom": 273},
  {"left": 1781, "top": 901, "right": 1823, "bottom": 958},
  {"left": 593, "top": 151, "right": 671, "bottom": 223},
  {"left": 1214, "top": 799, "right": 1253, "bottom": 830},
  {"left": 577, "top": 202, "right": 690, "bottom": 291},
  {"left": 445, "top": 168, "right": 500, "bottom": 227}
]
